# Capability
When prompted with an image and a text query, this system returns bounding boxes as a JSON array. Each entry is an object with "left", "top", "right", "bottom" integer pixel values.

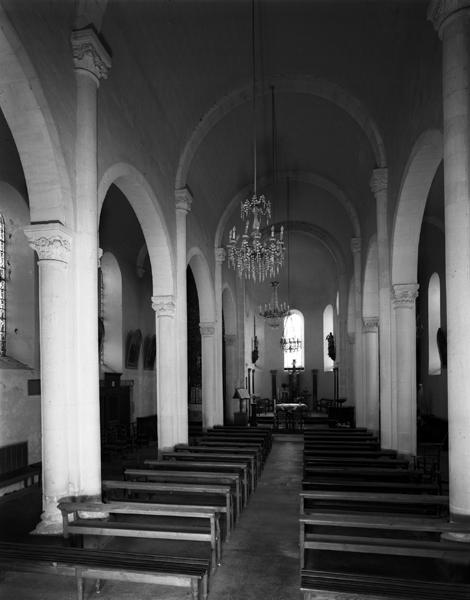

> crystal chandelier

[
  {"left": 280, "top": 333, "right": 302, "bottom": 353},
  {"left": 259, "top": 281, "right": 289, "bottom": 328},
  {"left": 226, "top": 0, "right": 285, "bottom": 282}
]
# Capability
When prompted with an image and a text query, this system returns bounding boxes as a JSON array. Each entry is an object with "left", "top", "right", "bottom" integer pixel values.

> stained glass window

[{"left": 0, "top": 214, "right": 6, "bottom": 356}]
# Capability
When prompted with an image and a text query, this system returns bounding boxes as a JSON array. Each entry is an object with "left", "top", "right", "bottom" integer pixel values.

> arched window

[
  {"left": 283, "top": 310, "right": 304, "bottom": 369},
  {"left": 428, "top": 272, "right": 441, "bottom": 375},
  {"left": 0, "top": 213, "right": 5, "bottom": 356},
  {"left": 323, "top": 304, "right": 335, "bottom": 372}
]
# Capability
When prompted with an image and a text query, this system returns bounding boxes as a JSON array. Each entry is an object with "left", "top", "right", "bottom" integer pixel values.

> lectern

[{"left": 233, "top": 387, "right": 250, "bottom": 425}]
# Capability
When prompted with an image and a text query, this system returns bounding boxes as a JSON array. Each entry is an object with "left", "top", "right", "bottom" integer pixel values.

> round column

[
  {"left": 152, "top": 295, "right": 178, "bottom": 451},
  {"left": 370, "top": 168, "right": 394, "bottom": 449},
  {"left": 214, "top": 248, "right": 226, "bottom": 426},
  {"left": 175, "top": 188, "right": 192, "bottom": 444},
  {"left": 429, "top": 0, "right": 470, "bottom": 522},
  {"left": 71, "top": 28, "right": 111, "bottom": 496},
  {"left": 200, "top": 321, "right": 217, "bottom": 430},
  {"left": 393, "top": 284, "right": 419, "bottom": 457},
  {"left": 224, "top": 334, "right": 237, "bottom": 423},
  {"left": 351, "top": 237, "right": 365, "bottom": 425},
  {"left": 24, "top": 224, "right": 72, "bottom": 533},
  {"left": 363, "top": 317, "right": 380, "bottom": 436}
]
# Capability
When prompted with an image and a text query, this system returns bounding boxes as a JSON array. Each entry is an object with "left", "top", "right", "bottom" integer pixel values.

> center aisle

[{"left": 207, "top": 435, "right": 304, "bottom": 600}]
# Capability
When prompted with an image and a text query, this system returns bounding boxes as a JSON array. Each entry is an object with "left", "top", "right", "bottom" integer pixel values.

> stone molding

[
  {"left": 151, "top": 295, "right": 176, "bottom": 317},
  {"left": 24, "top": 223, "right": 72, "bottom": 263},
  {"left": 71, "top": 28, "right": 111, "bottom": 82},
  {"left": 370, "top": 167, "right": 388, "bottom": 196},
  {"left": 392, "top": 283, "right": 419, "bottom": 309},
  {"left": 428, "top": 0, "right": 470, "bottom": 35},
  {"left": 351, "top": 237, "right": 361, "bottom": 254},
  {"left": 200, "top": 322, "right": 216, "bottom": 337},
  {"left": 98, "top": 247, "right": 103, "bottom": 268},
  {"left": 175, "top": 187, "right": 193, "bottom": 213},
  {"left": 215, "top": 247, "right": 226, "bottom": 263},
  {"left": 363, "top": 317, "right": 379, "bottom": 333},
  {"left": 224, "top": 333, "right": 236, "bottom": 346}
]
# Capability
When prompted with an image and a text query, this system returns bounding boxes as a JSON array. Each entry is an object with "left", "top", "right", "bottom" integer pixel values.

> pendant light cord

[{"left": 252, "top": 0, "right": 257, "bottom": 197}]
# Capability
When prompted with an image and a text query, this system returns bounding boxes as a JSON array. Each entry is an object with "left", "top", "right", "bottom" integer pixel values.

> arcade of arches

[{"left": 0, "top": 0, "right": 469, "bottom": 545}]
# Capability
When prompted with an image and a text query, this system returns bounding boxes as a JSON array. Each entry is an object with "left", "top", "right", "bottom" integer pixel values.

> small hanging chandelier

[
  {"left": 226, "top": 0, "right": 285, "bottom": 282},
  {"left": 280, "top": 331, "right": 302, "bottom": 353},
  {"left": 259, "top": 281, "right": 289, "bottom": 329}
]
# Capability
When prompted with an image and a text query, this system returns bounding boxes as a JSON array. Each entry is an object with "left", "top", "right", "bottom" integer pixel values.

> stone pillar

[
  {"left": 152, "top": 295, "right": 178, "bottom": 451},
  {"left": 71, "top": 28, "right": 111, "bottom": 496},
  {"left": 393, "top": 283, "right": 419, "bottom": 457},
  {"left": 200, "top": 321, "right": 217, "bottom": 430},
  {"left": 429, "top": 0, "right": 470, "bottom": 523},
  {"left": 270, "top": 369, "right": 277, "bottom": 401},
  {"left": 351, "top": 237, "right": 364, "bottom": 425},
  {"left": 224, "top": 334, "right": 237, "bottom": 423},
  {"left": 311, "top": 369, "right": 318, "bottom": 412},
  {"left": 363, "top": 317, "right": 380, "bottom": 437},
  {"left": 370, "top": 168, "right": 393, "bottom": 449},
  {"left": 235, "top": 278, "right": 246, "bottom": 387},
  {"left": 24, "top": 223, "right": 72, "bottom": 533},
  {"left": 175, "top": 188, "right": 192, "bottom": 444},
  {"left": 214, "top": 248, "right": 226, "bottom": 425}
]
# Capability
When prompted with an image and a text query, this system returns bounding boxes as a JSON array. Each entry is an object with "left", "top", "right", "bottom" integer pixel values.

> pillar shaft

[
  {"left": 24, "top": 224, "right": 72, "bottom": 533},
  {"left": 214, "top": 248, "right": 226, "bottom": 425},
  {"left": 393, "top": 284, "right": 419, "bottom": 456},
  {"left": 71, "top": 28, "right": 111, "bottom": 497},
  {"left": 363, "top": 318, "right": 380, "bottom": 436},
  {"left": 351, "top": 238, "right": 364, "bottom": 425},
  {"left": 370, "top": 168, "right": 393, "bottom": 449},
  {"left": 152, "top": 295, "right": 178, "bottom": 450},
  {"left": 224, "top": 334, "right": 237, "bottom": 423},
  {"left": 175, "top": 189, "right": 192, "bottom": 444},
  {"left": 200, "top": 322, "right": 217, "bottom": 430},
  {"left": 429, "top": 0, "right": 470, "bottom": 520}
]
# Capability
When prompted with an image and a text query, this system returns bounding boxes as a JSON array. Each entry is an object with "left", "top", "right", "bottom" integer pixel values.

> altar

[{"left": 274, "top": 401, "right": 308, "bottom": 431}]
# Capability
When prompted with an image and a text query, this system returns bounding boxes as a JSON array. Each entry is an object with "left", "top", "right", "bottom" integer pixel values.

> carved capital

[
  {"left": 428, "top": 0, "right": 470, "bottom": 35},
  {"left": 393, "top": 283, "right": 419, "bottom": 309},
  {"left": 151, "top": 294, "right": 176, "bottom": 317},
  {"left": 175, "top": 187, "right": 193, "bottom": 213},
  {"left": 369, "top": 167, "right": 388, "bottom": 196},
  {"left": 363, "top": 317, "right": 379, "bottom": 333},
  {"left": 200, "top": 321, "right": 215, "bottom": 337},
  {"left": 71, "top": 28, "right": 111, "bottom": 82},
  {"left": 215, "top": 247, "right": 226, "bottom": 264},
  {"left": 351, "top": 237, "right": 361, "bottom": 254},
  {"left": 224, "top": 333, "right": 236, "bottom": 346},
  {"left": 24, "top": 223, "right": 72, "bottom": 263}
]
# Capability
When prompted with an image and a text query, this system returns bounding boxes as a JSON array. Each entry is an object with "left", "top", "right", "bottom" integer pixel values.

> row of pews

[
  {"left": 299, "top": 426, "right": 470, "bottom": 599},
  {"left": 0, "top": 425, "right": 270, "bottom": 599}
]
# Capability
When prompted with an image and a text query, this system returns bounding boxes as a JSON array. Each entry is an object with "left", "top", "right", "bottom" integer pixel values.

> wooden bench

[
  {"left": 203, "top": 431, "right": 271, "bottom": 458},
  {"left": 303, "top": 466, "right": 424, "bottom": 482},
  {"left": 301, "top": 478, "right": 440, "bottom": 494},
  {"left": 174, "top": 444, "right": 261, "bottom": 478},
  {"left": 300, "top": 514, "right": 470, "bottom": 598},
  {"left": 161, "top": 450, "right": 256, "bottom": 491},
  {"left": 58, "top": 500, "right": 221, "bottom": 574},
  {"left": 0, "top": 442, "right": 41, "bottom": 495},
  {"left": 211, "top": 425, "right": 272, "bottom": 450},
  {"left": 144, "top": 459, "right": 250, "bottom": 506},
  {"left": 124, "top": 468, "right": 243, "bottom": 516},
  {"left": 0, "top": 540, "right": 209, "bottom": 600},
  {"left": 304, "top": 449, "right": 397, "bottom": 459},
  {"left": 304, "top": 439, "right": 380, "bottom": 448},
  {"left": 304, "top": 456, "right": 409, "bottom": 469},
  {"left": 102, "top": 479, "right": 233, "bottom": 533},
  {"left": 304, "top": 430, "right": 374, "bottom": 439},
  {"left": 192, "top": 438, "right": 265, "bottom": 470},
  {"left": 300, "top": 491, "right": 449, "bottom": 517}
]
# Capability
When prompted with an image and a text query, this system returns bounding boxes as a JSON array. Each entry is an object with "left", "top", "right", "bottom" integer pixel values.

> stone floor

[{"left": 0, "top": 435, "right": 304, "bottom": 600}]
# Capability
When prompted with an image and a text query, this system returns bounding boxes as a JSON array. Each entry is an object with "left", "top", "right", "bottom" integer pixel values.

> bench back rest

[{"left": 0, "top": 441, "right": 28, "bottom": 475}]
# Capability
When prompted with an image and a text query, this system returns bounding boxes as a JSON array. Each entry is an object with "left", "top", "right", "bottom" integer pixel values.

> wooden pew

[
  {"left": 301, "top": 478, "right": 440, "bottom": 495},
  {"left": 161, "top": 450, "right": 256, "bottom": 491},
  {"left": 304, "top": 439, "right": 380, "bottom": 448},
  {"left": 143, "top": 459, "right": 250, "bottom": 506},
  {"left": 102, "top": 479, "right": 233, "bottom": 534},
  {"left": 304, "top": 449, "right": 397, "bottom": 459},
  {"left": 174, "top": 444, "right": 261, "bottom": 478},
  {"left": 303, "top": 466, "right": 424, "bottom": 482},
  {"left": 300, "top": 491, "right": 449, "bottom": 517},
  {"left": 203, "top": 431, "right": 271, "bottom": 457},
  {"left": 192, "top": 439, "right": 264, "bottom": 470},
  {"left": 124, "top": 468, "right": 243, "bottom": 516},
  {"left": 58, "top": 500, "right": 221, "bottom": 574},
  {"left": 0, "top": 540, "right": 209, "bottom": 600},
  {"left": 211, "top": 426, "right": 272, "bottom": 450},
  {"left": 300, "top": 514, "right": 470, "bottom": 599},
  {"left": 304, "top": 457, "right": 409, "bottom": 470}
]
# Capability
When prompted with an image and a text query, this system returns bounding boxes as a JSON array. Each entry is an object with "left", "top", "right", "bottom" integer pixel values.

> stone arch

[
  {"left": 98, "top": 163, "right": 174, "bottom": 297},
  {"left": 0, "top": 6, "right": 73, "bottom": 224},
  {"left": 176, "top": 74, "right": 386, "bottom": 191},
  {"left": 215, "top": 170, "right": 360, "bottom": 249},
  {"left": 187, "top": 247, "right": 216, "bottom": 322},
  {"left": 391, "top": 129, "right": 443, "bottom": 285},
  {"left": 363, "top": 235, "right": 379, "bottom": 319}
]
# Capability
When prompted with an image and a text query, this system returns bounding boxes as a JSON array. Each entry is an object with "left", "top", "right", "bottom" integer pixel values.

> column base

[{"left": 31, "top": 510, "right": 63, "bottom": 535}]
